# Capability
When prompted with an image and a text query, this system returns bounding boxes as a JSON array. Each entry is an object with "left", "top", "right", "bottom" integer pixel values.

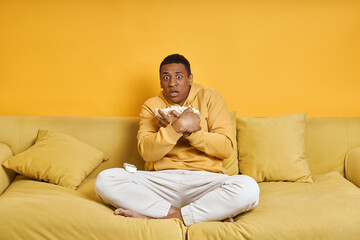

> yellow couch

[{"left": 1, "top": 115, "right": 360, "bottom": 240}]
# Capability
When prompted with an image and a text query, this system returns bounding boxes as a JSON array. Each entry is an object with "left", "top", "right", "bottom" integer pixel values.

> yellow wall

[{"left": 1, "top": 0, "right": 359, "bottom": 117}]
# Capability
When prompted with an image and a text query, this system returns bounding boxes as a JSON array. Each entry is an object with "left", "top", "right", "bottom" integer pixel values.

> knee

[
  {"left": 95, "top": 168, "right": 113, "bottom": 185},
  {"left": 95, "top": 168, "right": 125, "bottom": 195},
  {"left": 228, "top": 175, "right": 260, "bottom": 207},
  {"left": 94, "top": 169, "right": 110, "bottom": 195}
]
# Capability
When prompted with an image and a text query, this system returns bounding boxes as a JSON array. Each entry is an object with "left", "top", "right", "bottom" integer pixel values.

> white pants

[{"left": 95, "top": 168, "right": 259, "bottom": 226}]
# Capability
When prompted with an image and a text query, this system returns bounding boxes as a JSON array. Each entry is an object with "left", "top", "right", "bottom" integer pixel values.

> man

[{"left": 95, "top": 54, "right": 259, "bottom": 226}]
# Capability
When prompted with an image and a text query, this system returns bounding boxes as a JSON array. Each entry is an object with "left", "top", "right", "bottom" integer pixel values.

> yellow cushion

[
  {"left": 2, "top": 129, "right": 108, "bottom": 189},
  {"left": 0, "top": 143, "right": 15, "bottom": 194},
  {"left": 0, "top": 175, "right": 186, "bottom": 240},
  {"left": 187, "top": 172, "right": 360, "bottom": 239},
  {"left": 222, "top": 111, "right": 239, "bottom": 175},
  {"left": 237, "top": 113, "right": 312, "bottom": 182}
]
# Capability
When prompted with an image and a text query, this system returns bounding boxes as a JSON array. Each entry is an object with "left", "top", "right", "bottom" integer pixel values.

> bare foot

[
  {"left": 164, "top": 206, "right": 184, "bottom": 223},
  {"left": 114, "top": 206, "right": 185, "bottom": 224},
  {"left": 114, "top": 208, "right": 153, "bottom": 220},
  {"left": 223, "top": 217, "right": 235, "bottom": 222}
]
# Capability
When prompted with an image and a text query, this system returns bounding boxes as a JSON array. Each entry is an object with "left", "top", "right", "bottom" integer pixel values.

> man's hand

[
  {"left": 156, "top": 109, "right": 180, "bottom": 128},
  {"left": 172, "top": 108, "right": 201, "bottom": 136}
]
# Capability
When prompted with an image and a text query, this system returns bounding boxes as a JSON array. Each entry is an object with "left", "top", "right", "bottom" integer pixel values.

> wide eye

[
  {"left": 164, "top": 76, "right": 170, "bottom": 80},
  {"left": 176, "top": 75, "right": 182, "bottom": 79}
]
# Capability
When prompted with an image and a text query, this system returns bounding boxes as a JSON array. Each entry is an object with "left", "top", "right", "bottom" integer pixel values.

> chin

[{"left": 166, "top": 96, "right": 178, "bottom": 103}]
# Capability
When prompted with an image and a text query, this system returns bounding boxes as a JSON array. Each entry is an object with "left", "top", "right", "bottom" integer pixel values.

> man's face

[{"left": 160, "top": 63, "right": 193, "bottom": 106}]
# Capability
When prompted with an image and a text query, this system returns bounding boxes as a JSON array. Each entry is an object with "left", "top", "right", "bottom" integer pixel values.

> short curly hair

[{"left": 159, "top": 54, "right": 191, "bottom": 77}]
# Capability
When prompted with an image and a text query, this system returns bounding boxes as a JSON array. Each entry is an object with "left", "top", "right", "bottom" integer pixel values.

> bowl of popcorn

[{"left": 155, "top": 106, "right": 200, "bottom": 118}]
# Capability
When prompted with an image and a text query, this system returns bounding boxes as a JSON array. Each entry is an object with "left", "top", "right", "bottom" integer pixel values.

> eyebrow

[{"left": 161, "top": 72, "right": 184, "bottom": 75}]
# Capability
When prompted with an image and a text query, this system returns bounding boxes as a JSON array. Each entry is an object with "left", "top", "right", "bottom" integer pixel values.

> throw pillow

[
  {"left": 2, "top": 129, "right": 108, "bottom": 189},
  {"left": 237, "top": 112, "right": 312, "bottom": 183}
]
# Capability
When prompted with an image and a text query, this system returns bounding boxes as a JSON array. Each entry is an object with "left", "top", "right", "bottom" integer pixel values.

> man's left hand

[{"left": 156, "top": 110, "right": 180, "bottom": 128}]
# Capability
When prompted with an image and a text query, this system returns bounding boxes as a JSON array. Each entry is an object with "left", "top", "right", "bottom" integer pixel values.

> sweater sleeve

[
  {"left": 137, "top": 103, "right": 183, "bottom": 162},
  {"left": 185, "top": 90, "right": 234, "bottom": 160}
]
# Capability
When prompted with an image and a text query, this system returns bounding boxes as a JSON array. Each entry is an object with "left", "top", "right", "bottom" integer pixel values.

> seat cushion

[
  {"left": 187, "top": 172, "right": 360, "bottom": 240},
  {"left": 0, "top": 175, "right": 186, "bottom": 240}
]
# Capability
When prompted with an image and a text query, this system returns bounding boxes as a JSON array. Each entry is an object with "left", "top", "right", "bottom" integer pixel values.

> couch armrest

[
  {"left": 0, "top": 143, "right": 15, "bottom": 194},
  {"left": 345, "top": 146, "right": 360, "bottom": 188}
]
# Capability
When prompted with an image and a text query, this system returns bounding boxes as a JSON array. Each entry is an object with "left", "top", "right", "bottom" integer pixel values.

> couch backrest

[
  {"left": 305, "top": 118, "right": 360, "bottom": 176},
  {"left": 1, "top": 116, "right": 360, "bottom": 179},
  {"left": 0, "top": 116, "right": 144, "bottom": 177}
]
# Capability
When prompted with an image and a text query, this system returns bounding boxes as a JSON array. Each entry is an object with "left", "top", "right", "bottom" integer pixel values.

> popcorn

[{"left": 155, "top": 106, "right": 200, "bottom": 118}]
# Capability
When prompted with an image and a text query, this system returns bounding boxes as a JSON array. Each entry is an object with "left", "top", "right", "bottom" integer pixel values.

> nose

[{"left": 168, "top": 76, "right": 176, "bottom": 87}]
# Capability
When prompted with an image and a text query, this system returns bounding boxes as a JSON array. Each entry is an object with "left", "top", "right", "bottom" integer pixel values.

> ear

[
  {"left": 160, "top": 79, "right": 164, "bottom": 89},
  {"left": 189, "top": 73, "right": 193, "bottom": 86}
]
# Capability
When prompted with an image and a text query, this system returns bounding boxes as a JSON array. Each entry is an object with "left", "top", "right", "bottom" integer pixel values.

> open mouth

[{"left": 169, "top": 91, "right": 179, "bottom": 97}]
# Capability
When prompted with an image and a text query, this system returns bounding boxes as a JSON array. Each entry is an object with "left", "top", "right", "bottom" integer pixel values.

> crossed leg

[
  {"left": 95, "top": 169, "right": 257, "bottom": 226},
  {"left": 114, "top": 205, "right": 184, "bottom": 222},
  {"left": 114, "top": 206, "right": 234, "bottom": 223}
]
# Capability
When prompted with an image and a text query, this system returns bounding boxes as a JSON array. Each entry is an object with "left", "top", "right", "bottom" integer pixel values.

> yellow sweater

[{"left": 137, "top": 83, "right": 234, "bottom": 174}]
